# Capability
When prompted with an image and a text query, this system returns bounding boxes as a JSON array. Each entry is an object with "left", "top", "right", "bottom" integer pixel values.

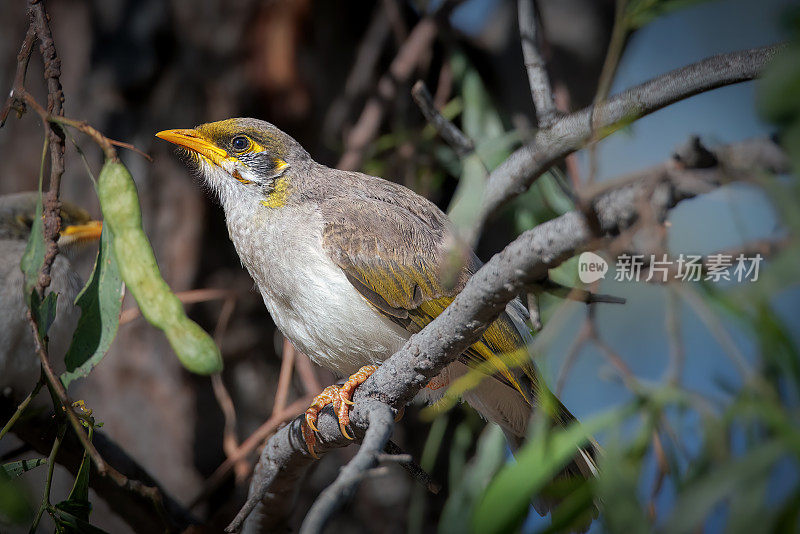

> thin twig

[
  {"left": 274, "top": 338, "right": 298, "bottom": 415},
  {"left": 29, "top": 423, "right": 65, "bottom": 532},
  {"left": 211, "top": 373, "right": 241, "bottom": 478},
  {"left": 338, "top": 17, "right": 439, "bottom": 171},
  {"left": 295, "top": 349, "right": 322, "bottom": 395},
  {"left": 676, "top": 284, "right": 753, "bottom": 380},
  {"left": 321, "top": 3, "right": 390, "bottom": 141},
  {"left": 188, "top": 396, "right": 313, "bottom": 509},
  {"left": 556, "top": 318, "right": 591, "bottom": 395},
  {"left": 518, "top": 0, "right": 559, "bottom": 128},
  {"left": 0, "top": 23, "right": 35, "bottom": 128},
  {"left": 27, "top": 310, "right": 108, "bottom": 476},
  {"left": 0, "top": 380, "right": 42, "bottom": 441},
  {"left": 411, "top": 80, "right": 474, "bottom": 157},
  {"left": 664, "top": 286, "right": 685, "bottom": 385},
  {"left": 300, "top": 402, "right": 395, "bottom": 534},
  {"left": 336, "top": 1, "right": 463, "bottom": 171},
  {"left": 119, "top": 288, "right": 235, "bottom": 325}
]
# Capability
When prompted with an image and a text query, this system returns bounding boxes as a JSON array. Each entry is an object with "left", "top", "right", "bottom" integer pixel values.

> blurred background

[{"left": 0, "top": 0, "right": 798, "bottom": 532}]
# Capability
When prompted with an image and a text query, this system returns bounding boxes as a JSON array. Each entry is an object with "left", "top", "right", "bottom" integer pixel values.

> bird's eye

[{"left": 231, "top": 136, "right": 251, "bottom": 152}]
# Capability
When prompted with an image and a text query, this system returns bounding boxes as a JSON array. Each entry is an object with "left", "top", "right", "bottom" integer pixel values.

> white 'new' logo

[{"left": 578, "top": 252, "right": 608, "bottom": 284}]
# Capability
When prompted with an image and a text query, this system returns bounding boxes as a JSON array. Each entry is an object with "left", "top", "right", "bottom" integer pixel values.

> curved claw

[
  {"left": 303, "top": 384, "right": 341, "bottom": 458},
  {"left": 305, "top": 414, "right": 319, "bottom": 433},
  {"left": 339, "top": 420, "right": 352, "bottom": 440},
  {"left": 301, "top": 422, "right": 319, "bottom": 459}
]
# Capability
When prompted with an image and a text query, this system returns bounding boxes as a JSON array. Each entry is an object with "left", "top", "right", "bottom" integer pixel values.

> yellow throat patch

[{"left": 260, "top": 176, "right": 291, "bottom": 209}]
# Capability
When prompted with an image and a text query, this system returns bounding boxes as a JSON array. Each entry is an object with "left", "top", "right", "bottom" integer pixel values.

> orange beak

[
  {"left": 59, "top": 220, "right": 103, "bottom": 246},
  {"left": 155, "top": 129, "right": 228, "bottom": 166}
]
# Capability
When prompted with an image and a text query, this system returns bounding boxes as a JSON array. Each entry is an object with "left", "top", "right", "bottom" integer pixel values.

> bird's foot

[
  {"left": 302, "top": 385, "right": 342, "bottom": 459},
  {"left": 301, "top": 365, "right": 379, "bottom": 458},
  {"left": 336, "top": 365, "right": 379, "bottom": 435}
]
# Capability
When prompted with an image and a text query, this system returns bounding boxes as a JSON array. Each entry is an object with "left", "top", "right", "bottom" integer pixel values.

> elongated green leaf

[
  {"left": 440, "top": 425, "right": 506, "bottom": 534},
  {"left": 62, "top": 226, "right": 124, "bottom": 387},
  {"left": 1, "top": 458, "right": 47, "bottom": 478},
  {"left": 624, "top": 0, "right": 713, "bottom": 29},
  {"left": 472, "top": 405, "right": 634, "bottom": 534},
  {"left": 446, "top": 54, "right": 518, "bottom": 241},
  {"left": 51, "top": 505, "right": 109, "bottom": 534},
  {"left": 54, "top": 424, "right": 96, "bottom": 531},
  {"left": 20, "top": 183, "right": 45, "bottom": 307},
  {"left": 447, "top": 153, "right": 486, "bottom": 234}
]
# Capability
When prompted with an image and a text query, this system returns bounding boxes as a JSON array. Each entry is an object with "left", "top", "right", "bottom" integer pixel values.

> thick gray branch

[{"left": 479, "top": 44, "right": 783, "bottom": 227}]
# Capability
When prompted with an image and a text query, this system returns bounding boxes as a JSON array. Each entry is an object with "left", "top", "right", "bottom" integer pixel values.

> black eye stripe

[{"left": 238, "top": 152, "right": 282, "bottom": 175}]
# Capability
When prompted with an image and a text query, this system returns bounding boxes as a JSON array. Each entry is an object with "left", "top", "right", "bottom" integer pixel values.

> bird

[
  {"left": 0, "top": 192, "right": 102, "bottom": 401},
  {"left": 157, "top": 118, "right": 599, "bottom": 519}
]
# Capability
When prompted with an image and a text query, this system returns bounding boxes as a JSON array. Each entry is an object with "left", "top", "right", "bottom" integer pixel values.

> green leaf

[
  {"left": 20, "top": 187, "right": 45, "bottom": 307},
  {"left": 29, "top": 290, "right": 58, "bottom": 340},
  {"left": 624, "top": 0, "right": 713, "bottom": 29},
  {"left": 663, "top": 441, "right": 785, "bottom": 534},
  {"left": 593, "top": 442, "right": 650, "bottom": 534},
  {"left": 440, "top": 425, "right": 507, "bottom": 534},
  {"left": 447, "top": 153, "right": 486, "bottom": 234},
  {"left": 1, "top": 458, "right": 47, "bottom": 478},
  {"left": 535, "top": 477, "right": 596, "bottom": 534},
  {"left": 472, "top": 405, "right": 634, "bottom": 534},
  {"left": 62, "top": 226, "right": 124, "bottom": 387},
  {"left": 67, "top": 426, "right": 93, "bottom": 504},
  {"left": 446, "top": 54, "right": 518, "bottom": 240},
  {"left": 50, "top": 505, "right": 109, "bottom": 534}
]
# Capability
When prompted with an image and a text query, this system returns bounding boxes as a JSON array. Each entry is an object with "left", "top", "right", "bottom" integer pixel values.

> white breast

[{"left": 223, "top": 199, "right": 410, "bottom": 377}]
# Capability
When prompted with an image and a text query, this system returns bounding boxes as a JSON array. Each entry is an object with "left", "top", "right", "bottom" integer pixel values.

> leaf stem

[{"left": 29, "top": 423, "right": 65, "bottom": 533}]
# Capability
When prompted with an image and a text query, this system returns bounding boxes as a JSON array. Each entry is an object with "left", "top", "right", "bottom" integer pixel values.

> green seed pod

[{"left": 97, "top": 160, "right": 223, "bottom": 374}]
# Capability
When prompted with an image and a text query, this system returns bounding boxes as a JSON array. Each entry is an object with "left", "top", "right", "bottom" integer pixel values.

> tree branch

[
  {"left": 478, "top": 44, "right": 783, "bottom": 229},
  {"left": 299, "top": 402, "right": 394, "bottom": 534},
  {"left": 411, "top": 80, "right": 474, "bottom": 157},
  {"left": 518, "top": 0, "right": 559, "bottom": 128},
  {"left": 0, "top": 23, "right": 35, "bottom": 128},
  {"left": 29, "top": 0, "right": 67, "bottom": 295}
]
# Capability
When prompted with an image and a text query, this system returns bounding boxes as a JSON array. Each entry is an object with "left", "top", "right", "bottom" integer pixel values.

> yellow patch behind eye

[
  {"left": 274, "top": 159, "right": 289, "bottom": 173},
  {"left": 260, "top": 177, "right": 291, "bottom": 208}
]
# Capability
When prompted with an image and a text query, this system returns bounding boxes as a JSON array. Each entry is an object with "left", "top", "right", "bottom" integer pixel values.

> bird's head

[
  {"left": 0, "top": 192, "right": 102, "bottom": 248},
  {"left": 156, "top": 118, "right": 309, "bottom": 206}
]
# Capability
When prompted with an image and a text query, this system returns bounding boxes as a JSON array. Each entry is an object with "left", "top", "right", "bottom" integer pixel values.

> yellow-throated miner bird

[{"left": 157, "top": 118, "right": 600, "bottom": 519}]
